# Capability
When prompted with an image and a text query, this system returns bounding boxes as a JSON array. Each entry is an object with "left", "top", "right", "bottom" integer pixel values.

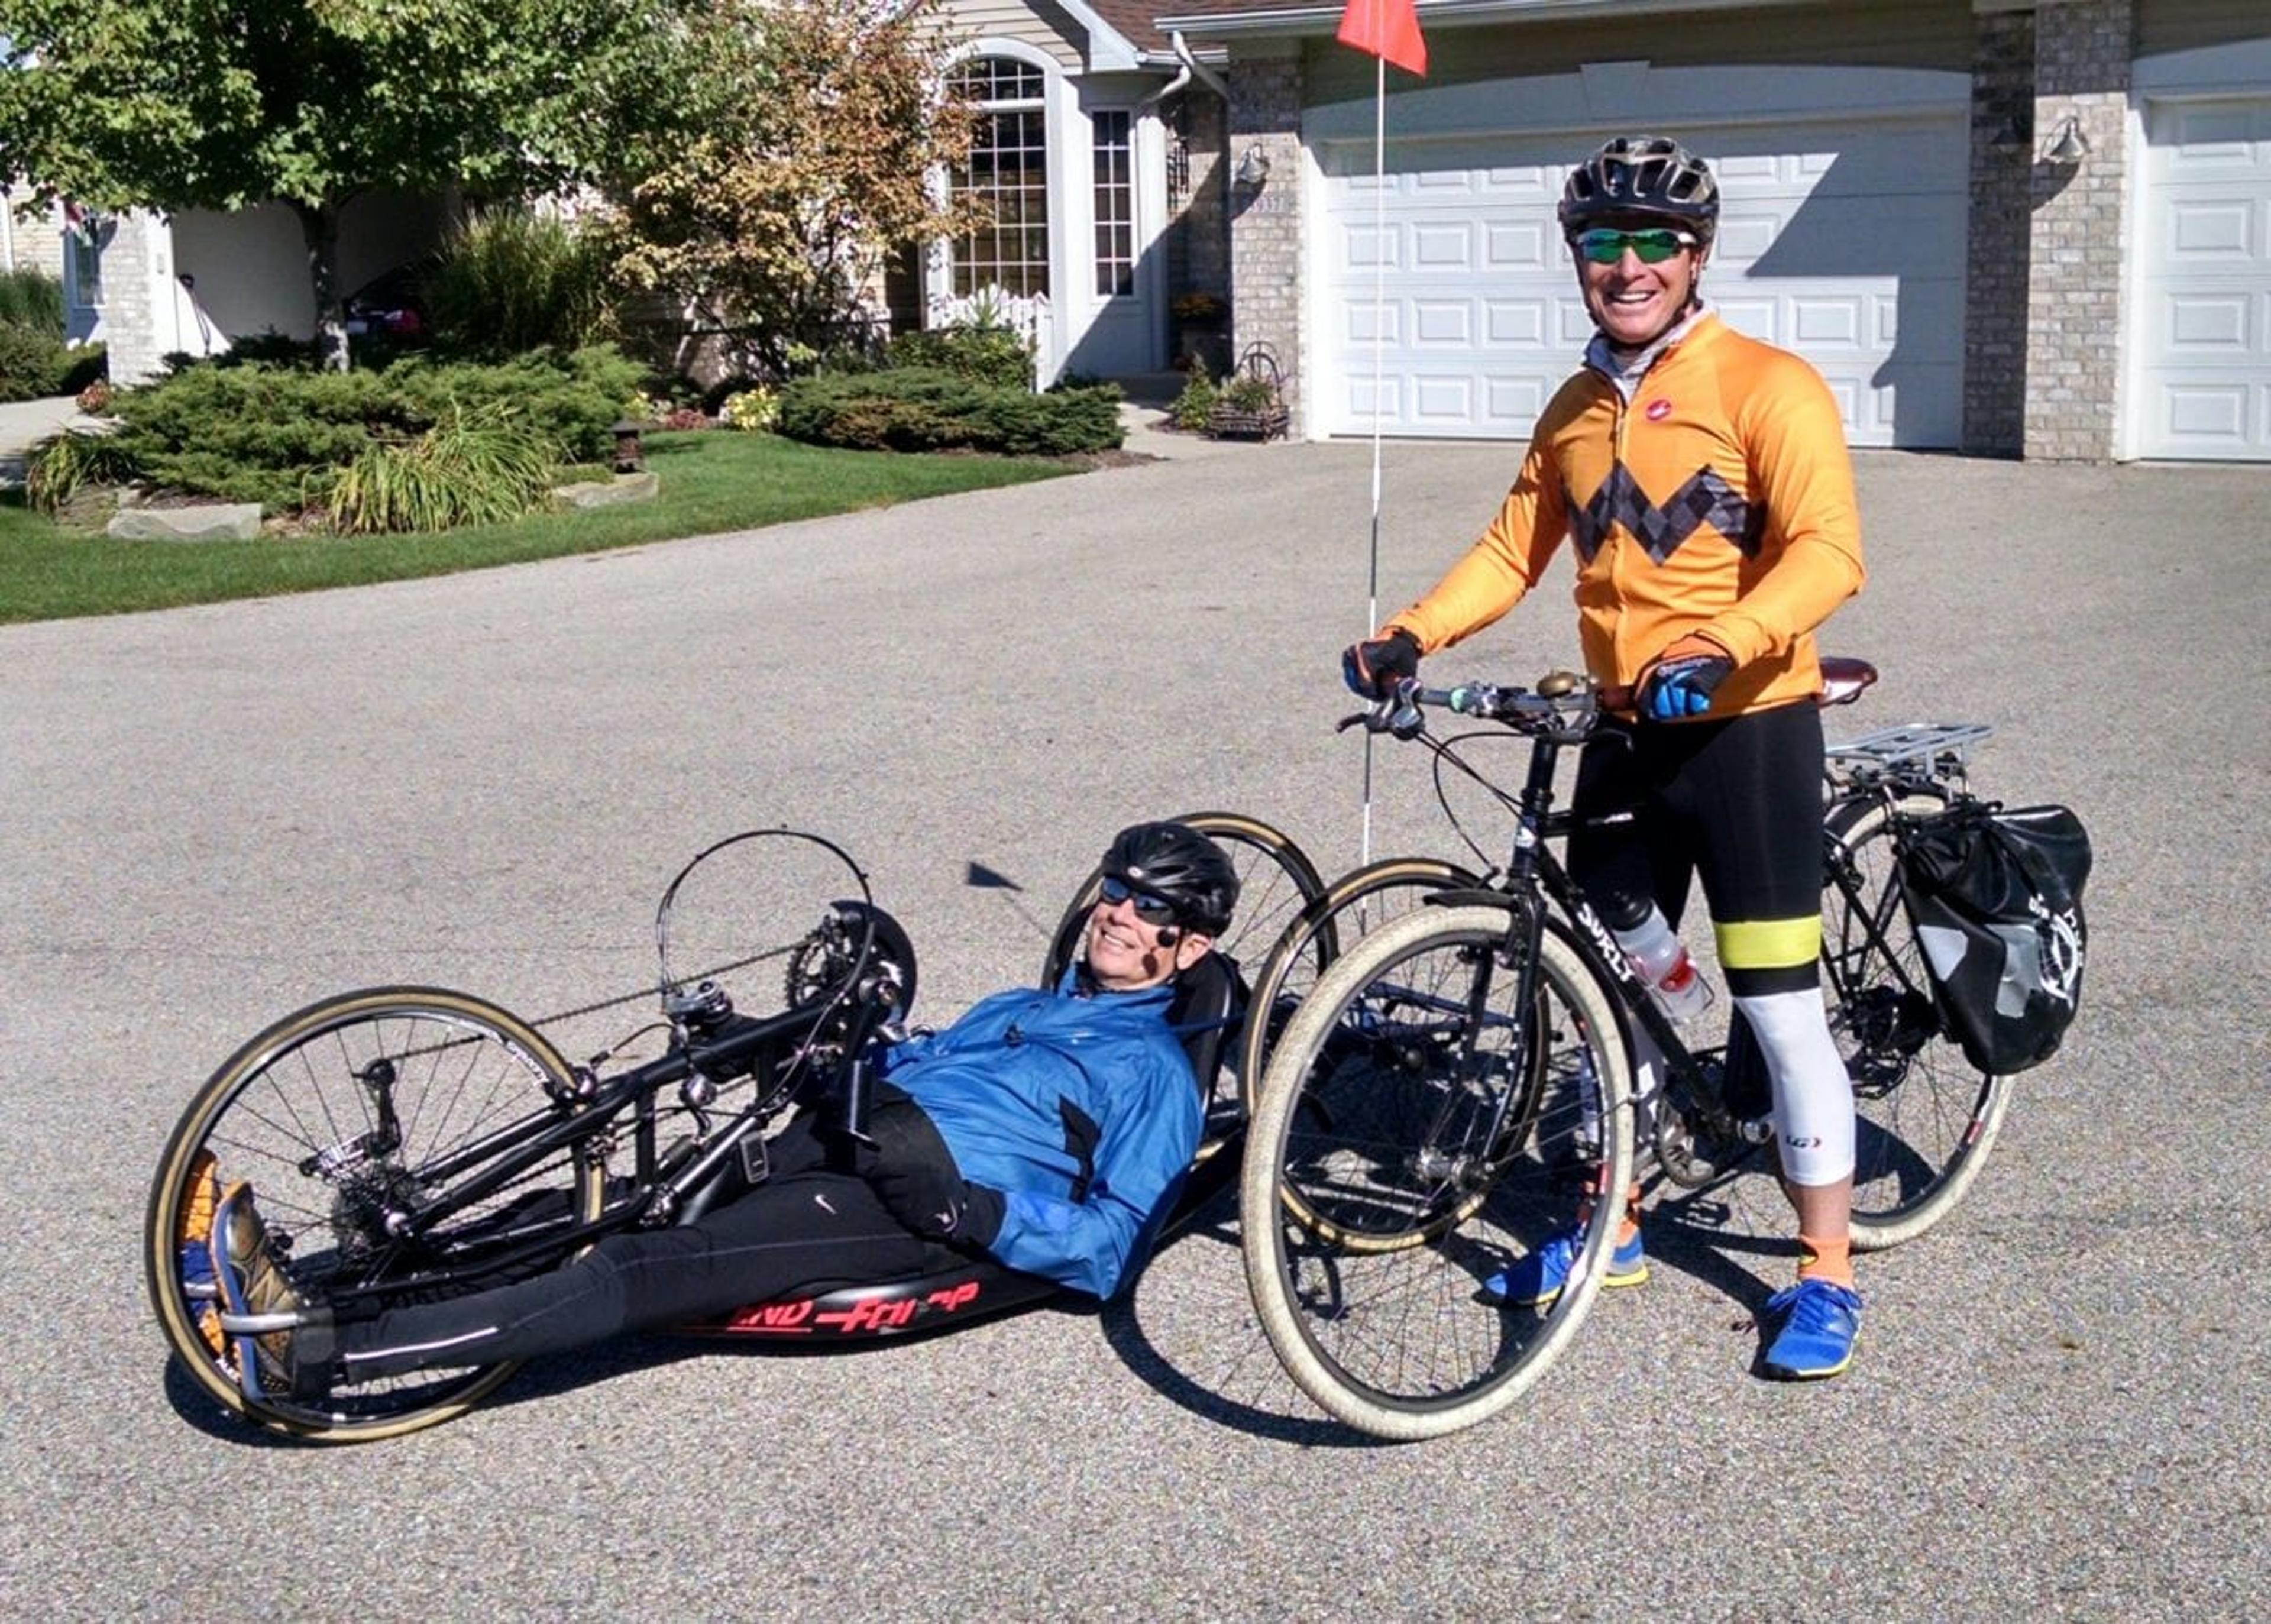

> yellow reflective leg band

[{"left": 1713, "top": 915, "right": 1822, "bottom": 971}]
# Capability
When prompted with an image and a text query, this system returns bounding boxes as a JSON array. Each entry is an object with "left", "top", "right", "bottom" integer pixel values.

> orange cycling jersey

[{"left": 1384, "top": 311, "right": 1865, "bottom": 717}]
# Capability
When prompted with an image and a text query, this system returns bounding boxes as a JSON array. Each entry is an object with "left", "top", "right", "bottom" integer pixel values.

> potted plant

[{"left": 1171, "top": 292, "right": 1231, "bottom": 373}]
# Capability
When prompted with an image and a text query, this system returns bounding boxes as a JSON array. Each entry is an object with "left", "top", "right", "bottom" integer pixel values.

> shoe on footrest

[{"left": 209, "top": 1180, "right": 312, "bottom": 1401}]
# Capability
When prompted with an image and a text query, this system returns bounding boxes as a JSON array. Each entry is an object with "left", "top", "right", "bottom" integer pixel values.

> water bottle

[{"left": 1612, "top": 904, "right": 1713, "bottom": 1023}]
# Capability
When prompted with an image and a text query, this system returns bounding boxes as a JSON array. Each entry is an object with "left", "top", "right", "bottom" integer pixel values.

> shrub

[
  {"left": 327, "top": 407, "right": 561, "bottom": 534},
  {"left": 778, "top": 367, "right": 1122, "bottom": 457},
  {"left": 0, "top": 323, "right": 86, "bottom": 402},
  {"left": 720, "top": 387, "right": 778, "bottom": 431},
  {"left": 885, "top": 323, "right": 1032, "bottom": 389},
  {"left": 423, "top": 209, "right": 620, "bottom": 358},
  {"left": 0, "top": 268, "right": 64, "bottom": 332},
  {"left": 1169, "top": 371, "right": 1218, "bottom": 431},
  {"left": 75, "top": 378, "right": 113, "bottom": 414},
  {"left": 24, "top": 428, "right": 143, "bottom": 514},
  {"left": 55, "top": 342, "right": 106, "bottom": 397},
  {"left": 88, "top": 347, "right": 639, "bottom": 510}
]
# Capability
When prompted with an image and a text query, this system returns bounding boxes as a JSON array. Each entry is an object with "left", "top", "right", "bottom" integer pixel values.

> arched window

[{"left": 949, "top": 56, "right": 1049, "bottom": 299}]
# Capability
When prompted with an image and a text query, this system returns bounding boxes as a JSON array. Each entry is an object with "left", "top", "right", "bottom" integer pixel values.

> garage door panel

[
  {"left": 1317, "top": 112, "right": 1965, "bottom": 447},
  {"left": 2134, "top": 95, "right": 2271, "bottom": 458},
  {"left": 2165, "top": 200, "right": 2257, "bottom": 261}
]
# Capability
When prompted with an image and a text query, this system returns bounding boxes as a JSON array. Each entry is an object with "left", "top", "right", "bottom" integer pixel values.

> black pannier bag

[{"left": 1895, "top": 802, "right": 2091, "bottom": 1075}]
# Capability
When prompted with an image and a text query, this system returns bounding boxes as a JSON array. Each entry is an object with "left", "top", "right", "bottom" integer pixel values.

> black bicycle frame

[{"left": 322, "top": 994, "right": 888, "bottom": 1311}]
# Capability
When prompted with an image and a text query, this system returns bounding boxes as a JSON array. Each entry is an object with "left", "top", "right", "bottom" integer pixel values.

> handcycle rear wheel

[
  {"left": 1043, "top": 810, "right": 1327, "bottom": 1148},
  {"left": 1824, "top": 794, "right": 2013, "bottom": 1250},
  {"left": 1240, "top": 905, "right": 1635, "bottom": 1440},
  {"left": 1235, "top": 855, "right": 1480, "bottom": 1117},
  {"left": 144, "top": 988, "right": 606, "bottom": 1443}
]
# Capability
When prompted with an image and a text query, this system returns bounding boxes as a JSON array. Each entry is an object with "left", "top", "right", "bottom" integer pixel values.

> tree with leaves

[
  {"left": 612, "top": 0, "right": 981, "bottom": 379},
  {"left": 0, "top": 0, "right": 679, "bottom": 369}
]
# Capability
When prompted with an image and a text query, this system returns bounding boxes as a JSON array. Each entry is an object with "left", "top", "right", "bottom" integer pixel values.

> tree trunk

[{"left": 292, "top": 199, "right": 350, "bottom": 372}]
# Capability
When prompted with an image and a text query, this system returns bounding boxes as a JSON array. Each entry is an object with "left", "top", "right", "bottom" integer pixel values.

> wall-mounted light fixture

[
  {"left": 1989, "top": 113, "right": 2031, "bottom": 154},
  {"left": 2043, "top": 114, "right": 2091, "bottom": 164},
  {"left": 1235, "top": 145, "right": 1272, "bottom": 188}
]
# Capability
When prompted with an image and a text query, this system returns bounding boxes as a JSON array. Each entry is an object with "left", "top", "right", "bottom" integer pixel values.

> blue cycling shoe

[
  {"left": 1759, "top": 1277, "right": 1864, "bottom": 1380},
  {"left": 1483, "top": 1224, "right": 1648, "bottom": 1307}
]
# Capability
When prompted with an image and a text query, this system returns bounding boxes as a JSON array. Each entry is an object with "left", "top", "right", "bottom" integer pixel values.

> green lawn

[{"left": 0, "top": 431, "right": 1080, "bottom": 624}]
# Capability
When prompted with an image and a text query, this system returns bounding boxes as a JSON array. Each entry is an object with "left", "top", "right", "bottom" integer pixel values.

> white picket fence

[{"left": 924, "top": 284, "right": 1055, "bottom": 389}]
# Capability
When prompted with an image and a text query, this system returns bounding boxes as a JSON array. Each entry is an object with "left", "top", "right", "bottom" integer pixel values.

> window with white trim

[
  {"left": 1092, "top": 110, "right": 1133, "bottom": 298},
  {"left": 67, "top": 221, "right": 103, "bottom": 307},
  {"left": 950, "top": 57, "right": 1049, "bottom": 299}
]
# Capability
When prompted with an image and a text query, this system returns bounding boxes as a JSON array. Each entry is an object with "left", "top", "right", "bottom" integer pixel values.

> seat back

[{"left": 1163, "top": 950, "right": 1247, "bottom": 1101}]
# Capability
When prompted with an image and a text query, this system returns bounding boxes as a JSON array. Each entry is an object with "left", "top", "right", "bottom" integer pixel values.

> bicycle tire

[
  {"left": 145, "top": 988, "right": 606, "bottom": 1442},
  {"left": 1822, "top": 794, "right": 2013, "bottom": 1250},
  {"left": 1041, "top": 811, "right": 1325, "bottom": 1142},
  {"left": 1241, "top": 905, "right": 1635, "bottom": 1440},
  {"left": 1234, "top": 855, "right": 1480, "bottom": 1118}
]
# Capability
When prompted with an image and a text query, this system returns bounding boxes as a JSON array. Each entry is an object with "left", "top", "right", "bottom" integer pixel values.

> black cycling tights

[
  {"left": 1567, "top": 698, "right": 1826, "bottom": 998},
  {"left": 332, "top": 1098, "right": 975, "bottom": 1383}
]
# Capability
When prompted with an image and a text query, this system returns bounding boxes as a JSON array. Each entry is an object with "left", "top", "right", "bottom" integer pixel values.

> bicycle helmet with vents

[
  {"left": 1101, "top": 822, "right": 1239, "bottom": 937},
  {"left": 1558, "top": 135, "right": 1719, "bottom": 247}
]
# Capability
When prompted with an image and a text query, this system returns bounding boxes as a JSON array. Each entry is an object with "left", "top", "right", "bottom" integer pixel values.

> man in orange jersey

[{"left": 1345, "top": 135, "right": 1867, "bottom": 1379}]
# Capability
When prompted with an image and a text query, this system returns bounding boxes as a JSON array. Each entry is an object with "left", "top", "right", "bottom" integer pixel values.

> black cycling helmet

[
  {"left": 1101, "top": 821, "right": 1238, "bottom": 937},
  {"left": 1558, "top": 135, "right": 1719, "bottom": 247}
]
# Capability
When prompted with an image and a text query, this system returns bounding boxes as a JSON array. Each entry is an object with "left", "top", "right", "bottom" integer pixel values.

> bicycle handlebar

[{"left": 1338, "top": 670, "right": 1600, "bottom": 741}]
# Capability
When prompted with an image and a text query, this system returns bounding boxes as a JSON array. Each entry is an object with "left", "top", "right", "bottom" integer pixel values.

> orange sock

[
  {"left": 1583, "top": 1182, "right": 1645, "bottom": 1248},
  {"left": 1797, "top": 1232, "right": 1853, "bottom": 1287}
]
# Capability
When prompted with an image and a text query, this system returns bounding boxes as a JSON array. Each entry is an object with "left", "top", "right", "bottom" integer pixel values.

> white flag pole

[{"left": 1359, "top": 50, "right": 1387, "bottom": 869}]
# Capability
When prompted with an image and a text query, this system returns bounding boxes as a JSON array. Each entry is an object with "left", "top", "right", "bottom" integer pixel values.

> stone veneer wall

[
  {"left": 1963, "top": 8, "right": 2036, "bottom": 457},
  {"left": 2024, "top": 0, "right": 2134, "bottom": 461},
  {"left": 1177, "top": 90, "right": 1230, "bottom": 301},
  {"left": 98, "top": 214, "right": 168, "bottom": 383},
  {"left": 1225, "top": 48, "right": 1305, "bottom": 431}
]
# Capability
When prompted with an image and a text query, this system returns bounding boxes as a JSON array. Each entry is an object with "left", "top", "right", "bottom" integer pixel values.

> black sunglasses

[{"left": 1098, "top": 874, "right": 1182, "bottom": 927}]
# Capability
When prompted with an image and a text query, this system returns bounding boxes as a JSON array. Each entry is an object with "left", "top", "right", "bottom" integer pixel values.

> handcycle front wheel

[
  {"left": 1240, "top": 904, "right": 1636, "bottom": 1441},
  {"left": 1823, "top": 792, "right": 2013, "bottom": 1251},
  {"left": 1234, "top": 854, "right": 1481, "bottom": 1120},
  {"left": 144, "top": 988, "right": 606, "bottom": 1443}
]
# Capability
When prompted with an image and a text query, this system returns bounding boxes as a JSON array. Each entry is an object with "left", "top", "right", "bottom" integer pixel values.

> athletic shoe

[
  {"left": 174, "top": 1149, "right": 227, "bottom": 1357},
  {"left": 1482, "top": 1224, "right": 1649, "bottom": 1307},
  {"left": 209, "top": 1181, "right": 307, "bottom": 1400},
  {"left": 1759, "top": 1277, "right": 1864, "bottom": 1380}
]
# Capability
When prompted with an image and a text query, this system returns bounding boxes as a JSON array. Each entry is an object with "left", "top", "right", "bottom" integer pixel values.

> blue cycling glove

[
  {"left": 1343, "top": 629, "right": 1421, "bottom": 699},
  {"left": 1636, "top": 639, "right": 1734, "bottom": 721}
]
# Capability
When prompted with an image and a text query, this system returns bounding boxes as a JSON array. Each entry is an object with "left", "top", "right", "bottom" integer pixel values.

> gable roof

[{"left": 1089, "top": 0, "right": 1266, "bottom": 53}]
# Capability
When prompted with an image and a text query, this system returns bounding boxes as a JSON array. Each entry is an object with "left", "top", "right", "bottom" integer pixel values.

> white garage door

[
  {"left": 1315, "top": 115, "right": 1968, "bottom": 447},
  {"left": 2132, "top": 96, "right": 2271, "bottom": 461}
]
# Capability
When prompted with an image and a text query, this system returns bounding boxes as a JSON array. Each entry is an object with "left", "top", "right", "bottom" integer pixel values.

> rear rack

[{"left": 1826, "top": 721, "right": 1996, "bottom": 781}]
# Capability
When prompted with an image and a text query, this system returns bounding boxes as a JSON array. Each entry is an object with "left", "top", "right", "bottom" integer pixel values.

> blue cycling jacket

[{"left": 878, "top": 970, "right": 1202, "bottom": 1299}]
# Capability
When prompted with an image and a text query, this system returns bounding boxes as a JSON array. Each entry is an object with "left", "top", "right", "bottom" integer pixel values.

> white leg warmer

[{"left": 1732, "top": 989, "right": 1855, "bottom": 1186}]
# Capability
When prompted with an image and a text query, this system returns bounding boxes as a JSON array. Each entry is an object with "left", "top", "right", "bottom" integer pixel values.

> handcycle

[
  {"left": 1237, "top": 660, "right": 2014, "bottom": 1439},
  {"left": 144, "top": 813, "right": 1328, "bottom": 1443}
]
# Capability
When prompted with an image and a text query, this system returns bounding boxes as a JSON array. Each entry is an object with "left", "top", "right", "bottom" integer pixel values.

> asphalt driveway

[{"left": 3, "top": 435, "right": 2266, "bottom": 1616}]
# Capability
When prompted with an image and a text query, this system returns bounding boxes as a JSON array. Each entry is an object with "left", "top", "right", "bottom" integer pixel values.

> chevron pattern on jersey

[{"left": 1571, "top": 464, "right": 1765, "bottom": 564}]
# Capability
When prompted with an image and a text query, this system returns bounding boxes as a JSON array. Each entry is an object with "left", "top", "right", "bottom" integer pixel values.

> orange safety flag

[{"left": 1336, "top": 0, "right": 1427, "bottom": 75}]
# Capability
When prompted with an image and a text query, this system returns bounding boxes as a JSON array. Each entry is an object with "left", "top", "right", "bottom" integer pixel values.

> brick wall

[
  {"left": 1177, "top": 90, "right": 1230, "bottom": 300},
  {"left": 1226, "top": 48, "right": 1305, "bottom": 431},
  {"left": 1963, "top": 9, "right": 2034, "bottom": 457},
  {"left": 2024, "top": 0, "right": 2134, "bottom": 462}
]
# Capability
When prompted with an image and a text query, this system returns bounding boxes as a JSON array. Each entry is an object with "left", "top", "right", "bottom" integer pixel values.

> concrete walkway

[{"left": 0, "top": 394, "right": 83, "bottom": 486}]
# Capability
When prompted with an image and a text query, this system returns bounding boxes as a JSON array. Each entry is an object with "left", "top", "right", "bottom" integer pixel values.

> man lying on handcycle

[{"left": 183, "top": 820, "right": 1239, "bottom": 1405}]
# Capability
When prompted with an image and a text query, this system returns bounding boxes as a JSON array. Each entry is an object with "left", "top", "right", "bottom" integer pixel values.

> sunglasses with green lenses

[{"left": 1571, "top": 227, "right": 1697, "bottom": 265}]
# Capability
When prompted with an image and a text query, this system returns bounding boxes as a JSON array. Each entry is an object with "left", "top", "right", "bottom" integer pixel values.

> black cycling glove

[{"left": 1342, "top": 628, "right": 1421, "bottom": 699}]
